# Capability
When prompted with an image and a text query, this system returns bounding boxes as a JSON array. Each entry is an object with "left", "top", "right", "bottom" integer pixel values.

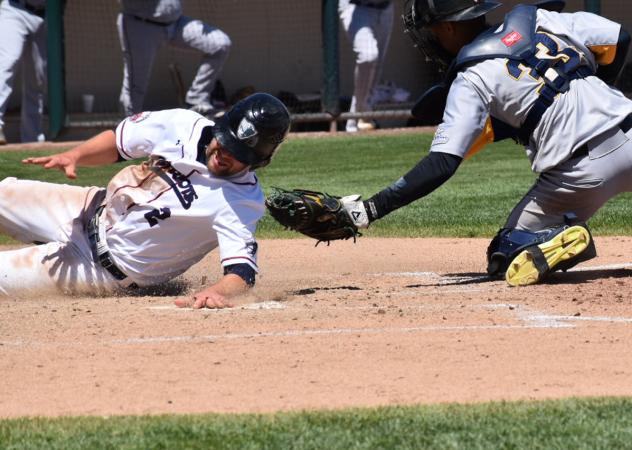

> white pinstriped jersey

[
  {"left": 106, "top": 109, "right": 264, "bottom": 286},
  {"left": 430, "top": 9, "right": 632, "bottom": 173}
]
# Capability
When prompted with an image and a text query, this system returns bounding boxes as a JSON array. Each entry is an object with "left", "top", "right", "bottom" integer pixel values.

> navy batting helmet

[
  {"left": 212, "top": 93, "right": 291, "bottom": 170},
  {"left": 403, "top": 0, "right": 502, "bottom": 70}
]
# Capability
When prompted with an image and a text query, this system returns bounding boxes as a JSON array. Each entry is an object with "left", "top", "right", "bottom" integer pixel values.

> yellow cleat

[{"left": 505, "top": 225, "right": 591, "bottom": 287}]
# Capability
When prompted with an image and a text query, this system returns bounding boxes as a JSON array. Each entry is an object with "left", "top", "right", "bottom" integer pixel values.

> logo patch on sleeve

[
  {"left": 129, "top": 111, "right": 151, "bottom": 123},
  {"left": 501, "top": 31, "right": 523, "bottom": 47},
  {"left": 432, "top": 127, "right": 449, "bottom": 145}
]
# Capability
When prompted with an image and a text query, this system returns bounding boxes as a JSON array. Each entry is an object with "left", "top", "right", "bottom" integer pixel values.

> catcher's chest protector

[{"left": 448, "top": 5, "right": 593, "bottom": 143}]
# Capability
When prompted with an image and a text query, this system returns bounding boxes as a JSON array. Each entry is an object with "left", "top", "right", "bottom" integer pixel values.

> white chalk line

[
  {"left": 149, "top": 301, "right": 286, "bottom": 313},
  {"left": 148, "top": 302, "right": 512, "bottom": 314},
  {"left": 4, "top": 303, "right": 632, "bottom": 348}
]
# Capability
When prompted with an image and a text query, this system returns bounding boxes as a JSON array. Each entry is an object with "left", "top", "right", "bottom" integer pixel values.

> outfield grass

[
  {"left": 2, "top": 398, "right": 632, "bottom": 450},
  {"left": 3, "top": 133, "right": 632, "bottom": 245}
]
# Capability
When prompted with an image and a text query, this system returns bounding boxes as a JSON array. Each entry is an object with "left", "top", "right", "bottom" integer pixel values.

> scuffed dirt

[{"left": 2, "top": 236, "right": 632, "bottom": 418}]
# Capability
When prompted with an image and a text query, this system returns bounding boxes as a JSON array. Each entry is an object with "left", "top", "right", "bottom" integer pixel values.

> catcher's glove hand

[{"left": 265, "top": 188, "right": 362, "bottom": 244}]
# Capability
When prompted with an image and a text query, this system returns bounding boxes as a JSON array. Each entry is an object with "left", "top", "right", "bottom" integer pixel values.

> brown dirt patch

[{"left": 2, "top": 236, "right": 632, "bottom": 418}]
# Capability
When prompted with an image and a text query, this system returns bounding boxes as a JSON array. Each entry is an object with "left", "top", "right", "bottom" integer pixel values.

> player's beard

[{"left": 207, "top": 146, "right": 248, "bottom": 177}]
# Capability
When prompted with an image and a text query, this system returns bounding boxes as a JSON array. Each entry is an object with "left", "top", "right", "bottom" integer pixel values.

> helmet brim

[{"left": 440, "top": 2, "right": 502, "bottom": 22}]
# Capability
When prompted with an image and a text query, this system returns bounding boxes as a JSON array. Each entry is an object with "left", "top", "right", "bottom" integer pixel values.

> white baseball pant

[{"left": 0, "top": 178, "right": 119, "bottom": 297}]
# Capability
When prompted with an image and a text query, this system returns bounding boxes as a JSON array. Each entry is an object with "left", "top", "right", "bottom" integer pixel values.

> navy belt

[
  {"left": 574, "top": 112, "right": 632, "bottom": 157},
  {"left": 130, "top": 14, "right": 173, "bottom": 26},
  {"left": 350, "top": 0, "right": 391, "bottom": 9},
  {"left": 9, "top": 0, "right": 45, "bottom": 17},
  {"left": 87, "top": 206, "right": 129, "bottom": 281}
]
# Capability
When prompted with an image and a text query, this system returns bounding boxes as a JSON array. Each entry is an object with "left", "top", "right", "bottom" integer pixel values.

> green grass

[
  {"left": 4, "top": 133, "right": 631, "bottom": 244},
  {"left": 2, "top": 398, "right": 632, "bottom": 450}
]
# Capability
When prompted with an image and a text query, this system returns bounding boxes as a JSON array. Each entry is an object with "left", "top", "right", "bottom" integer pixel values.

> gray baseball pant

[
  {"left": 338, "top": 0, "right": 393, "bottom": 130},
  {"left": 505, "top": 124, "right": 632, "bottom": 231},
  {"left": 117, "top": 12, "right": 231, "bottom": 115},
  {"left": 0, "top": 0, "right": 46, "bottom": 142}
]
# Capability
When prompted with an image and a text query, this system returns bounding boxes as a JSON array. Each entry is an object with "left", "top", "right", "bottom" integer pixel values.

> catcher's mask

[
  {"left": 212, "top": 93, "right": 291, "bottom": 170},
  {"left": 403, "top": 0, "right": 502, "bottom": 70}
]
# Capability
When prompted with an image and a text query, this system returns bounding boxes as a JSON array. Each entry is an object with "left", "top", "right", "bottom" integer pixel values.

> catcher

[
  {"left": 269, "top": 0, "right": 632, "bottom": 286},
  {"left": 0, "top": 93, "right": 290, "bottom": 308}
]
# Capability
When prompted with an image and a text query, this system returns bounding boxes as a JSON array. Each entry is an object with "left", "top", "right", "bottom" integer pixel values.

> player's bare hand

[
  {"left": 22, "top": 153, "right": 78, "bottom": 179},
  {"left": 174, "top": 290, "right": 234, "bottom": 309}
]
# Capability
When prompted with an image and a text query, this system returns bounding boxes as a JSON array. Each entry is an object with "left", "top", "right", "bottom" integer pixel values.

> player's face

[
  {"left": 430, "top": 20, "right": 482, "bottom": 55},
  {"left": 206, "top": 139, "right": 249, "bottom": 176}
]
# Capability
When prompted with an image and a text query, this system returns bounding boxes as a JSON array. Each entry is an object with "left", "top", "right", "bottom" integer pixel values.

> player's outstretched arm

[
  {"left": 343, "top": 151, "right": 463, "bottom": 228},
  {"left": 22, "top": 130, "right": 120, "bottom": 179},
  {"left": 174, "top": 274, "right": 249, "bottom": 309}
]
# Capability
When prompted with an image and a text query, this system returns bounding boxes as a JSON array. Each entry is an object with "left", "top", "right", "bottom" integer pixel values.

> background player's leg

[
  {"left": 371, "top": 4, "right": 394, "bottom": 108},
  {"left": 117, "top": 14, "right": 164, "bottom": 116},
  {"left": 339, "top": 1, "right": 382, "bottom": 132},
  {"left": 0, "top": 1, "right": 29, "bottom": 141},
  {"left": 170, "top": 15, "right": 231, "bottom": 111},
  {"left": 19, "top": 15, "right": 47, "bottom": 143}
]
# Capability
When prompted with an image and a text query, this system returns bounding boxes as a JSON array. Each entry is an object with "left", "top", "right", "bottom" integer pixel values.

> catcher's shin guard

[{"left": 505, "top": 225, "right": 592, "bottom": 286}]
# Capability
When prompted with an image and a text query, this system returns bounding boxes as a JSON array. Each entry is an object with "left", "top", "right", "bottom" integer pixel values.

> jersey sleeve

[
  {"left": 429, "top": 73, "right": 491, "bottom": 158},
  {"left": 114, "top": 111, "right": 169, "bottom": 160},
  {"left": 544, "top": 10, "right": 621, "bottom": 65},
  {"left": 213, "top": 195, "right": 265, "bottom": 272}
]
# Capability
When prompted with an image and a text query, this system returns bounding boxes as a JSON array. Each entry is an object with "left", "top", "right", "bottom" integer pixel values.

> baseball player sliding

[
  {"left": 0, "top": 93, "right": 290, "bottom": 308},
  {"left": 342, "top": 0, "right": 632, "bottom": 286}
]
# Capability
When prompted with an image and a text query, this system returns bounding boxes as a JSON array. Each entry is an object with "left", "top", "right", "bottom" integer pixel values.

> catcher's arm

[
  {"left": 594, "top": 26, "right": 631, "bottom": 85},
  {"left": 360, "top": 151, "right": 462, "bottom": 222}
]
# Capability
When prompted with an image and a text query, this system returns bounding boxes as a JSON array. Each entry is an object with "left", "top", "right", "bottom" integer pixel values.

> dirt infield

[{"left": 2, "top": 236, "right": 632, "bottom": 418}]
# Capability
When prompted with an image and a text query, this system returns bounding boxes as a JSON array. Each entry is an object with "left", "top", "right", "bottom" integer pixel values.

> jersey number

[
  {"left": 144, "top": 207, "right": 171, "bottom": 227},
  {"left": 506, "top": 32, "right": 581, "bottom": 82}
]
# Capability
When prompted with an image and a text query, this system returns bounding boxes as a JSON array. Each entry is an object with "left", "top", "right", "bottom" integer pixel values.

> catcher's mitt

[{"left": 265, "top": 188, "right": 360, "bottom": 244}]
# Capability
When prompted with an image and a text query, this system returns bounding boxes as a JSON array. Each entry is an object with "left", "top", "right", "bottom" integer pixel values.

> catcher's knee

[{"left": 486, "top": 222, "right": 597, "bottom": 276}]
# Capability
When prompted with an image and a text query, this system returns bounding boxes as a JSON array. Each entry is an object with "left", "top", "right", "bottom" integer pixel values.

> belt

[
  {"left": 87, "top": 206, "right": 129, "bottom": 281},
  {"left": 130, "top": 14, "right": 173, "bottom": 26},
  {"left": 618, "top": 112, "right": 632, "bottom": 134},
  {"left": 350, "top": 0, "right": 391, "bottom": 9},
  {"left": 9, "top": 0, "right": 45, "bottom": 17},
  {"left": 574, "top": 112, "right": 632, "bottom": 157}
]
